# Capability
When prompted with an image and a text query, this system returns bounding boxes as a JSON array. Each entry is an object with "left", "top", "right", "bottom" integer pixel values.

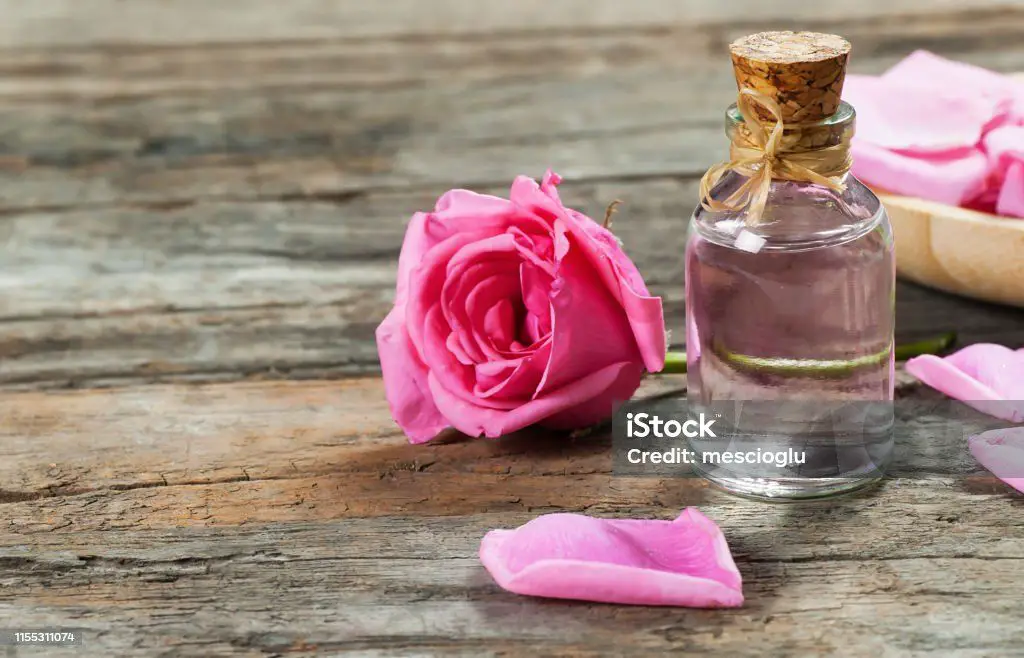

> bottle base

[{"left": 694, "top": 465, "right": 883, "bottom": 501}]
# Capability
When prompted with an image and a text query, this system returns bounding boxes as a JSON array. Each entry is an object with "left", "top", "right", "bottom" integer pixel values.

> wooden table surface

[{"left": 3, "top": 2, "right": 1024, "bottom": 656}]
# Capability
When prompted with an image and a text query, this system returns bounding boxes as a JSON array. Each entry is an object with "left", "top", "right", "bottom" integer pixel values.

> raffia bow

[{"left": 699, "top": 88, "right": 853, "bottom": 224}]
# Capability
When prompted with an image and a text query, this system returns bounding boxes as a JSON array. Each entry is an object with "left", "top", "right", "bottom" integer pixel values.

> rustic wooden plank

[
  {"left": 1, "top": 178, "right": 1021, "bottom": 388},
  {"left": 0, "top": 303, "right": 385, "bottom": 387},
  {"left": 6, "top": 548, "right": 1021, "bottom": 656},
  {"left": 0, "top": 8, "right": 1020, "bottom": 105},
  {"left": 0, "top": 375, "right": 1004, "bottom": 508},
  {"left": 2, "top": 377, "right": 1020, "bottom": 654},
  {"left": 0, "top": 0, "right": 1017, "bottom": 46},
  {"left": 0, "top": 12, "right": 1021, "bottom": 209},
  {"left": 0, "top": 5, "right": 1020, "bottom": 656},
  {"left": 4, "top": 494, "right": 1023, "bottom": 655},
  {"left": 4, "top": 554, "right": 1021, "bottom": 655},
  {"left": 0, "top": 181, "right": 682, "bottom": 320},
  {"left": 0, "top": 5, "right": 1019, "bottom": 392},
  {"left": 0, "top": 376, "right": 686, "bottom": 501},
  {"left": 9, "top": 486, "right": 1023, "bottom": 564},
  {"left": 0, "top": 180, "right": 684, "bottom": 387}
]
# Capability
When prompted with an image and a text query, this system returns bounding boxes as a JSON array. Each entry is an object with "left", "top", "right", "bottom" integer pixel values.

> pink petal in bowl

[
  {"left": 882, "top": 51, "right": 1017, "bottom": 128},
  {"left": 850, "top": 141, "right": 989, "bottom": 207},
  {"left": 970, "top": 427, "right": 1024, "bottom": 494},
  {"left": 844, "top": 74, "right": 995, "bottom": 154},
  {"left": 997, "top": 161, "right": 1024, "bottom": 219},
  {"left": 479, "top": 509, "right": 743, "bottom": 608},
  {"left": 906, "top": 344, "right": 1024, "bottom": 423}
]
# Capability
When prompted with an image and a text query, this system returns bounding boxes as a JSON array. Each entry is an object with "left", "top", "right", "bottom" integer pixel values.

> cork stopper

[{"left": 730, "top": 31, "right": 850, "bottom": 124}]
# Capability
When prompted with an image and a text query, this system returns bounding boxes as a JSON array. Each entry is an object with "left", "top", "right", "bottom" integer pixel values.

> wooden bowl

[{"left": 880, "top": 191, "right": 1024, "bottom": 308}]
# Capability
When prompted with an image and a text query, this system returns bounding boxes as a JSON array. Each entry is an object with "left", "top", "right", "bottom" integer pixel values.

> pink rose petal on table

[
  {"left": 969, "top": 427, "right": 1024, "bottom": 494},
  {"left": 479, "top": 509, "right": 743, "bottom": 608},
  {"left": 906, "top": 344, "right": 1024, "bottom": 423},
  {"left": 844, "top": 75, "right": 994, "bottom": 153}
]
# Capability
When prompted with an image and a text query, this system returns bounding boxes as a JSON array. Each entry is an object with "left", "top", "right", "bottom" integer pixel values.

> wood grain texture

[
  {"left": 2, "top": 2, "right": 1024, "bottom": 655},
  {"left": 0, "top": 373, "right": 940, "bottom": 505},
  {"left": 2, "top": 378, "right": 1023, "bottom": 656},
  {"left": 0, "top": 8, "right": 1021, "bottom": 209},
  {"left": 884, "top": 191, "right": 1024, "bottom": 308},
  {"left": 0, "top": 4, "right": 1021, "bottom": 387},
  {"left": 1, "top": 178, "right": 1021, "bottom": 388},
  {"left": 1, "top": 0, "right": 1018, "bottom": 46},
  {"left": 4, "top": 522, "right": 1024, "bottom": 656}
]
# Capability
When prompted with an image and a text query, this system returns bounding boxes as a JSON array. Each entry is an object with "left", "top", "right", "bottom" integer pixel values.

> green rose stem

[
  {"left": 659, "top": 331, "right": 956, "bottom": 375},
  {"left": 894, "top": 331, "right": 957, "bottom": 360},
  {"left": 662, "top": 351, "right": 688, "bottom": 374}
]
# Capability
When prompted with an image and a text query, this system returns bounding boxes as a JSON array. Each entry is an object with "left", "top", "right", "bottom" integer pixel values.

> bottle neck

[
  {"left": 725, "top": 100, "right": 856, "bottom": 158},
  {"left": 700, "top": 93, "right": 858, "bottom": 225}
]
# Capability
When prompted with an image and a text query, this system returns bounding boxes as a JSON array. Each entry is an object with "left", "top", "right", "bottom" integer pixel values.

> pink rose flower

[{"left": 376, "top": 171, "right": 666, "bottom": 443}]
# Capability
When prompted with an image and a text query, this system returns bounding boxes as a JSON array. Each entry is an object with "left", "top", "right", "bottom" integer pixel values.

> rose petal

[
  {"left": 535, "top": 246, "right": 642, "bottom": 397},
  {"left": 906, "top": 344, "right": 1024, "bottom": 423},
  {"left": 375, "top": 306, "right": 449, "bottom": 444},
  {"left": 508, "top": 221, "right": 557, "bottom": 271},
  {"left": 969, "top": 428, "right": 1024, "bottom": 494},
  {"left": 473, "top": 341, "right": 550, "bottom": 401},
  {"left": 377, "top": 216, "right": 472, "bottom": 443},
  {"left": 512, "top": 172, "right": 666, "bottom": 373},
  {"left": 481, "top": 298, "right": 517, "bottom": 350},
  {"left": 444, "top": 234, "right": 524, "bottom": 359},
  {"left": 979, "top": 125, "right": 1024, "bottom": 218},
  {"left": 445, "top": 331, "right": 476, "bottom": 367},
  {"left": 416, "top": 236, "right": 531, "bottom": 412},
  {"left": 944, "top": 344, "right": 1024, "bottom": 399},
  {"left": 510, "top": 173, "right": 567, "bottom": 223},
  {"left": 997, "top": 161, "right": 1024, "bottom": 219},
  {"left": 539, "top": 169, "right": 565, "bottom": 202},
  {"left": 518, "top": 260, "right": 553, "bottom": 343},
  {"left": 851, "top": 141, "right": 989, "bottom": 206},
  {"left": 433, "top": 189, "right": 519, "bottom": 228},
  {"left": 511, "top": 175, "right": 661, "bottom": 398},
  {"left": 882, "top": 51, "right": 1016, "bottom": 130},
  {"left": 539, "top": 357, "right": 643, "bottom": 430},
  {"left": 983, "top": 125, "right": 1024, "bottom": 173},
  {"left": 479, "top": 509, "right": 743, "bottom": 608},
  {"left": 397, "top": 191, "right": 518, "bottom": 305},
  {"left": 406, "top": 233, "right": 478, "bottom": 364},
  {"left": 846, "top": 52, "right": 1024, "bottom": 210},
  {"left": 844, "top": 75, "right": 994, "bottom": 153},
  {"left": 428, "top": 360, "right": 640, "bottom": 438},
  {"left": 566, "top": 210, "right": 667, "bottom": 374},
  {"left": 447, "top": 266, "right": 520, "bottom": 361}
]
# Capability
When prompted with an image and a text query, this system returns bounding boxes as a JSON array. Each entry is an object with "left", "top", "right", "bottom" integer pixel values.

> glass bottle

[{"left": 684, "top": 32, "right": 896, "bottom": 500}]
